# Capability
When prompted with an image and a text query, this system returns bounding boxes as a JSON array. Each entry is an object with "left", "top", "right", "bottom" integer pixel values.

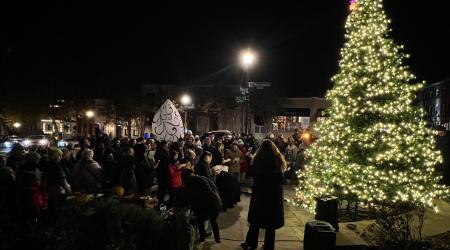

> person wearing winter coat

[
  {"left": 16, "top": 152, "right": 41, "bottom": 186},
  {"left": 284, "top": 137, "right": 298, "bottom": 165},
  {"left": 119, "top": 147, "right": 138, "bottom": 196},
  {"left": 202, "top": 137, "right": 214, "bottom": 155},
  {"left": 227, "top": 142, "right": 243, "bottom": 183},
  {"left": 241, "top": 140, "right": 287, "bottom": 250},
  {"left": 6, "top": 143, "right": 25, "bottom": 172},
  {"left": 72, "top": 149, "right": 103, "bottom": 193},
  {"left": 154, "top": 140, "right": 171, "bottom": 204},
  {"left": 180, "top": 168, "right": 221, "bottom": 243},
  {"left": 210, "top": 141, "right": 224, "bottom": 167},
  {"left": 168, "top": 150, "right": 183, "bottom": 208},
  {"left": 41, "top": 148, "right": 71, "bottom": 210},
  {"left": 19, "top": 167, "right": 47, "bottom": 227},
  {"left": 134, "top": 144, "right": 155, "bottom": 195},
  {"left": 195, "top": 151, "right": 213, "bottom": 181}
]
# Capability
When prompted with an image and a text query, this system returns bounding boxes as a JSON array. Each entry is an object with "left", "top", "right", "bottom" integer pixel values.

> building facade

[
  {"left": 270, "top": 97, "right": 331, "bottom": 133},
  {"left": 417, "top": 80, "right": 450, "bottom": 130}
]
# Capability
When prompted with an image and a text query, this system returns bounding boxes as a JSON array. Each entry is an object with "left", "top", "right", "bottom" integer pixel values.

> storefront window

[{"left": 272, "top": 116, "right": 310, "bottom": 132}]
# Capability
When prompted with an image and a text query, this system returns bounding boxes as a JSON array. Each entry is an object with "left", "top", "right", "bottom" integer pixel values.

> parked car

[
  {"left": 200, "top": 130, "right": 233, "bottom": 142},
  {"left": 0, "top": 135, "right": 24, "bottom": 149},
  {"left": 22, "top": 135, "right": 52, "bottom": 148}
]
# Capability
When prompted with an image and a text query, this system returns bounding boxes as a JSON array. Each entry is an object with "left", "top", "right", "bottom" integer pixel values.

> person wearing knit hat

[
  {"left": 42, "top": 148, "right": 71, "bottom": 209},
  {"left": 72, "top": 149, "right": 103, "bottom": 193}
]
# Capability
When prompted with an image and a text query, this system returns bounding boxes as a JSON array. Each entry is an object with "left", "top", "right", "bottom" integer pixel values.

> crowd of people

[{"left": 0, "top": 129, "right": 311, "bottom": 249}]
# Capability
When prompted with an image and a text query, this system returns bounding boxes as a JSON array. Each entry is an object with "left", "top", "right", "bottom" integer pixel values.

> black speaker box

[
  {"left": 303, "top": 220, "right": 336, "bottom": 250},
  {"left": 315, "top": 196, "right": 339, "bottom": 232}
]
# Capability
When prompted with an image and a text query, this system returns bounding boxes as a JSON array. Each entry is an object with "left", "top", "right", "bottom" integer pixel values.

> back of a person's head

[
  {"left": 26, "top": 152, "right": 41, "bottom": 165},
  {"left": 181, "top": 168, "right": 194, "bottom": 182},
  {"left": 159, "top": 140, "right": 168, "bottom": 148},
  {"left": 82, "top": 149, "right": 95, "bottom": 161},
  {"left": 10, "top": 143, "right": 24, "bottom": 155},
  {"left": 48, "top": 148, "right": 63, "bottom": 162},
  {"left": 253, "top": 140, "right": 286, "bottom": 174},
  {"left": 133, "top": 144, "right": 147, "bottom": 157},
  {"left": 123, "top": 147, "right": 134, "bottom": 157}
]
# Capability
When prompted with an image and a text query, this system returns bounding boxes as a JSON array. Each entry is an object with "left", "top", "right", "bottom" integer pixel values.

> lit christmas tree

[{"left": 294, "top": 0, "right": 448, "bottom": 213}]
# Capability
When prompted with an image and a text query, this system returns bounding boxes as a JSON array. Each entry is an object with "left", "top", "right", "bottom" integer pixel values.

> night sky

[{"left": 1, "top": 1, "right": 450, "bottom": 99}]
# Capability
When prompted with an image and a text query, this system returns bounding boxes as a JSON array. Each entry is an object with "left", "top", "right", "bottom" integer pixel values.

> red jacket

[
  {"left": 169, "top": 163, "right": 182, "bottom": 188},
  {"left": 239, "top": 147, "right": 250, "bottom": 172}
]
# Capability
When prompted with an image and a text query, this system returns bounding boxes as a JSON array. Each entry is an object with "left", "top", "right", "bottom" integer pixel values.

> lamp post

[
  {"left": 85, "top": 110, "right": 95, "bottom": 137},
  {"left": 13, "top": 122, "right": 22, "bottom": 129},
  {"left": 180, "top": 94, "right": 192, "bottom": 131},
  {"left": 85, "top": 110, "right": 95, "bottom": 119},
  {"left": 240, "top": 49, "right": 257, "bottom": 134}
]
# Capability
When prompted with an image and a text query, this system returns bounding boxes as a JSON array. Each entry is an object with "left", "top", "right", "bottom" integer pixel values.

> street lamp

[
  {"left": 13, "top": 122, "right": 22, "bottom": 129},
  {"left": 240, "top": 50, "right": 256, "bottom": 69},
  {"left": 180, "top": 94, "right": 192, "bottom": 130},
  {"left": 85, "top": 110, "right": 95, "bottom": 118},
  {"left": 239, "top": 49, "right": 257, "bottom": 134}
]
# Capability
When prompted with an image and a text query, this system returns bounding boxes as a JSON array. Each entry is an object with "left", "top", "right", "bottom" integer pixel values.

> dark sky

[{"left": 1, "top": 1, "right": 450, "bottom": 98}]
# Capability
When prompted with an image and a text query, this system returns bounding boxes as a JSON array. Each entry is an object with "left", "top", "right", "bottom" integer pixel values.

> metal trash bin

[
  {"left": 303, "top": 220, "right": 336, "bottom": 250},
  {"left": 315, "top": 196, "right": 339, "bottom": 232}
]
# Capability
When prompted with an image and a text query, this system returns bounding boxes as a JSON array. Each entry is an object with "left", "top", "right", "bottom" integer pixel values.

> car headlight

[
  {"left": 39, "top": 139, "right": 48, "bottom": 145},
  {"left": 23, "top": 140, "right": 31, "bottom": 146},
  {"left": 4, "top": 141, "right": 12, "bottom": 148}
]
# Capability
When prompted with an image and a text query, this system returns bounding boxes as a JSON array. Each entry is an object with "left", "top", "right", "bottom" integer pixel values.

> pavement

[{"left": 195, "top": 186, "right": 367, "bottom": 250}]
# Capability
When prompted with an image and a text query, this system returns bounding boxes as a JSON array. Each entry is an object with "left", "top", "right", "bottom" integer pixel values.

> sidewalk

[{"left": 195, "top": 186, "right": 367, "bottom": 250}]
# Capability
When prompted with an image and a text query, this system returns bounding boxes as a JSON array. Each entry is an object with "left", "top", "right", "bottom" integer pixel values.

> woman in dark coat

[
  {"left": 194, "top": 151, "right": 213, "bottom": 181},
  {"left": 210, "top": 141, "right": 224, "bottom": 167},
  {"left": 154, "top": 141, "right": 170, "bottom": 204},
  {"left": 241, "top": 140, "right": 287, "bottom": 250},
  {"left": 119, "top": 147, "right": 138, "bottom": 196},
  {"left": 134, "top": 144, "right": 155, "bottom": 195}
]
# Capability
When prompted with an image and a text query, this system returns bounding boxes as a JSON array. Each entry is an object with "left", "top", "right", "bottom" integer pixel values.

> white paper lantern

[{"left": 151, "top": 99, "right": 185, "bottom": 143}]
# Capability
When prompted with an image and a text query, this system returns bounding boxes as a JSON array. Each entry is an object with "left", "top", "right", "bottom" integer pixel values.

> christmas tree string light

[{"left": 290, "top": 0, "right": 449, "bottom": 214}]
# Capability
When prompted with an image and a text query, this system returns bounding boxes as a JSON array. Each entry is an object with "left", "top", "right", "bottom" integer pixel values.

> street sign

[
  {"left": 248, "top": 82, "right": 271, "bottom": 89},
  {"left": 240, "top": 87, "right": 249, "bottom": 95},
  {"left": 236, "top": 95, "right": 249, "bottom": 104}
]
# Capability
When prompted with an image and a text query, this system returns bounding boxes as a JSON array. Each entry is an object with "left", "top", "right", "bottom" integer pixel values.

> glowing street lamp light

[
  {"left": 13, "top": 122, "right": 22, "bottom": 128},
  {"left": 180, "top": 94, "right": 192, "bottom": 106},
  {"left": 240, "top": 50, "right": 257, "bottom": 69},
  {"left": 180, "top": 94, "right": 192, "bottom": 130},
  {"left": 85, "top": 110, "right": 95, "bottom": 118}
]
